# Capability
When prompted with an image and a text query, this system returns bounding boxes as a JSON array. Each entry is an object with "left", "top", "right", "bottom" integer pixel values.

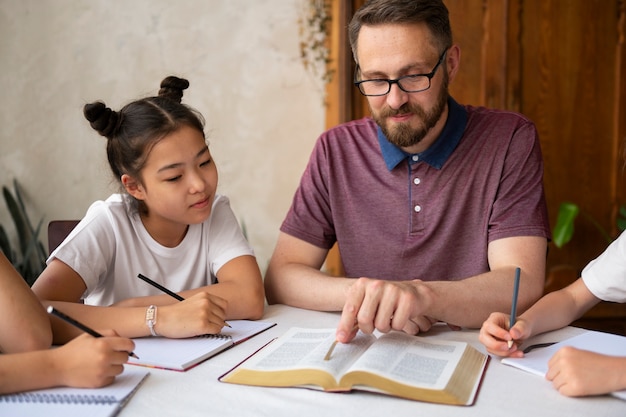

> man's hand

[{"left": 335, "top": 278, "right": 436, "bottom": 343}]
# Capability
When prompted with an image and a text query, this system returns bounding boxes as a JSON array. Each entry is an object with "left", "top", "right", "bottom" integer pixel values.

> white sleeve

[
  {"left": 207, "top": 196, "right": 255, "bottom": 276},
  {"left": 581, "top": 231, "right": 626, "bottom": 303}
]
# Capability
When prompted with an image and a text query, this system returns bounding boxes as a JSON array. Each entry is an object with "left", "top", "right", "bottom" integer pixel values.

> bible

[{"left": 220, "top": 327, "right": 488, "bottom": 405}]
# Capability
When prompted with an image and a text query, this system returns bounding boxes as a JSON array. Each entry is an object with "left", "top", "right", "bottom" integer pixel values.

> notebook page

[{"left": 128, "top": 335, "right": 233, "bottom": 371}]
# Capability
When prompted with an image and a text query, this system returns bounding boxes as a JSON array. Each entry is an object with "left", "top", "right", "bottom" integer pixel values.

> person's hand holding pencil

[
  {"left": 479, "top": 267, "right": 535, "bottom": 358},
  {"left": 47, "top": 306, "right": 138, "bottom": 388},
  {"left": 136, "top": 274, "right": 231, "bottom": 337}
]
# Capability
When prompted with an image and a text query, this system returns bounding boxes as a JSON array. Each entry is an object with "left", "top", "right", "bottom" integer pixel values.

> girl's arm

[
  {"left": 115, "top": 255, "right": 266, "bottom": 320},
  {"left": 0, "top": 253, "right": 52, "bottom": 353},
  {"left": 32, "top": 259, "right": 229, "bottom": 343}
]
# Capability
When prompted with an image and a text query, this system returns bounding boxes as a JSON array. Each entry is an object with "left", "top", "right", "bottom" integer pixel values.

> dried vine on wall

[{"left": 298, "top": 0, "right": 334, "bottom": 99}]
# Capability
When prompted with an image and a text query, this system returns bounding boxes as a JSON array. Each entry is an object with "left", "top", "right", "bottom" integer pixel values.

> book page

[
  {"left": 346, "top": 332, "right": 466, "bottom": 390},
  {"left": 238, "top": 328, "right": 375, "bottom": 380}
]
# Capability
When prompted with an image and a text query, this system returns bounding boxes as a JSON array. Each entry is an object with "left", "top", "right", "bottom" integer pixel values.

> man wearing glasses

[{"left": 265, "top": 0, "right": 550, "bottom": 344}]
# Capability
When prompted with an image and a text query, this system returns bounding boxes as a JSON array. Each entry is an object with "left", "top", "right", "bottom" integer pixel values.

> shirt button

[
  {"left": 412, "top": 155, "right": 419, "bottom": 162},
  {"left": 414, "top": 205, "right": 421, "bottom": 212},
  {"left": 413, "top": 178, "right": 421, "bottom": 185}
]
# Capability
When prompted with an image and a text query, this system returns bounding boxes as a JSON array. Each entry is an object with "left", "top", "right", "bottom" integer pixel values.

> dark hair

[
  {"left": 348, "top": 0, "right": 452, "bottom": 63},
  {"left": 84, "top": 76, "right": 206, "bottom": 213}
]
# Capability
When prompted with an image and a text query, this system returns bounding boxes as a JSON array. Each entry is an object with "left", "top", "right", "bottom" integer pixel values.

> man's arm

[
  {"left": 422, "top": 235, "right": 547, "bottom": 327},
  {"left": 265, "top": 232, "right": 352, "bottom": 310},
  {"left": 336, "top": 235, "right": 547, "bottom": 342}
]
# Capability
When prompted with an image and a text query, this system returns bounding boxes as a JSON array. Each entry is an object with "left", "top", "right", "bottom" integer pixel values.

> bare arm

[
  {"left": 32, "top": 260, "right": 228, "bottom": 343},
  {"left": 424, "top": 235, "right": 548, "bottom": 327},
  {"left": 0, "top": 331, "right": 133, "bottom": 394},
  {"left": 265, "top": 232, "right": 352, "bottom": 310},
  {"left": 480, "top": 277, "right": 600, "bottom": 356},
  {"left": 114, "top": 255, "right": 265, "bottom": 320},
  {"left": 0, "top": 253, "right": 51, "bottom": 353},
  {"left": 266, "top": 232, "right": 547, "bottom": 343}
]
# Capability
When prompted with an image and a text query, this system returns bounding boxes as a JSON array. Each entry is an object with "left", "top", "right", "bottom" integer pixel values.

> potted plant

[{"left": 0, "top": 179, "right": 47, "bottom": 286}]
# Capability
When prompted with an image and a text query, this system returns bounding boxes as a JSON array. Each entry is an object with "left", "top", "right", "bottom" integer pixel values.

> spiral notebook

[
  {"left": 0, "top": 366, "right": 149, "bottom": 417},
  {"left": 127, "top": 319, "right": 276, "bottom": 371}
]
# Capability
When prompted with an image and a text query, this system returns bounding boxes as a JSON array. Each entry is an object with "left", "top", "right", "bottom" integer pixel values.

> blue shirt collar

[{"left": 378, "top": 97, "right": 468, "bottom": 170}]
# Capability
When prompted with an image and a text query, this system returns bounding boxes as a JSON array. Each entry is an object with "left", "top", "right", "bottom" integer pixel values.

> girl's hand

[
  {"left": 52, "top": 330, "right": 134, "bottom": 388},
  {"left": 479, "top": 312, "right": 529, "bottom": 358},
  {"left": 155, "top": 292, "right": 228, "bottom": 338}
]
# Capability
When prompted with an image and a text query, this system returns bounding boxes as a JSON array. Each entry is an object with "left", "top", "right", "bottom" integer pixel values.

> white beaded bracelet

[{"left": 146, "top": 304, "right": 158, "bottom": 336}]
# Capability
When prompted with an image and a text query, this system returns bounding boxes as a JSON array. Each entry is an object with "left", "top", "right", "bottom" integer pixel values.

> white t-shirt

[
  {"left": 581, "top": 231, "right": 626, "bottom": 303},
  {"left": 49, "top": 194, "right": 255, "bottom": 306}
]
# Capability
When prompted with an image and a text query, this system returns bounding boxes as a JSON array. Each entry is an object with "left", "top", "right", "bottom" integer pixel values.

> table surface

[{"left": 120, "top": 304, "right": 625, "bottom": 417}]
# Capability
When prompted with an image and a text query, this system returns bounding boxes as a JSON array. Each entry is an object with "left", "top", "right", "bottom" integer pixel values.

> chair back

[{"left": 48, "top": 220, "right": 80, "bottom": 255}]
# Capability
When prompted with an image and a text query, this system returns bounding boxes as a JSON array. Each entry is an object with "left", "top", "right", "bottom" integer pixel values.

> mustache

[{"left": 379, "top": 103, "right": 427, "bottom": 119}]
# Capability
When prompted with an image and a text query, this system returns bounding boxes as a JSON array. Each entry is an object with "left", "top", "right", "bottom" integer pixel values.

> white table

[{"left": 120, "top": 304, "right": 625, "bottom": 417}]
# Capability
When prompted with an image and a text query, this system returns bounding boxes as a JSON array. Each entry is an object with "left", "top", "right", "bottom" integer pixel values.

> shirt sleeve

[
  {"left": 207, "top": 196, "right": 256, "bottom": 275},
  {"left": 581, "top": 231, "right": 626, "bottom": 303}
]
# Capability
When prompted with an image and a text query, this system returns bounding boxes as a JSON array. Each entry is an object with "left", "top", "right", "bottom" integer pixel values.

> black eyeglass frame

[{"left": 354, "top": 50, "right": 448, "bottom": 97}]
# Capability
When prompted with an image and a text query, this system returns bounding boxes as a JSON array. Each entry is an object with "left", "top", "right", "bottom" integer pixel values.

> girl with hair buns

[{"left": 32, "top": 76, "right": 265, "bottom": 343}]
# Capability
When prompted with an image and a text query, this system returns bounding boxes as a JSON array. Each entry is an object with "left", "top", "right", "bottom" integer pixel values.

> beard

[{"left": 372, "top": 80, "right": 449, "bottom": 149}]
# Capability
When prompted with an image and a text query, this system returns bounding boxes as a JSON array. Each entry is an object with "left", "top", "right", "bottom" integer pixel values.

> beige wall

[{"left": 0, "top": 0, "right": 325, "bottom": 274}]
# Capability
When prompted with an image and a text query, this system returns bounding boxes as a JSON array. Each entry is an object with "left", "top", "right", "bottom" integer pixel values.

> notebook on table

[
  {"left": 128, "top": 319, "right": 276, "bottom": 371},
  {"left": 0, "top": 366, "right": 149, "bottom": 417},
  {"left": 502, "top": 330, "right": 626, "bottom": 401}
]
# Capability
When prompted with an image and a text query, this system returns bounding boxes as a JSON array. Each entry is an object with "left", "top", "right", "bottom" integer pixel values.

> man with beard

[{"left": 265, "top": 0, "right": 550, "bottom": 343}]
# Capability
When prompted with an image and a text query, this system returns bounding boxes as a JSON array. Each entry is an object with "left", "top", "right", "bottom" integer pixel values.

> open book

[
  {"left": 0, "top": 366, "right": 149, "bottom": 417},
  {"left": 220, "top": 327, "right": 488, "bottom": 405},
  {"left": 502, "top": 330, "right": 626, "bottom": 400},
  {"left": 128, "top": 319, "right": 275, "bottom": 371}
]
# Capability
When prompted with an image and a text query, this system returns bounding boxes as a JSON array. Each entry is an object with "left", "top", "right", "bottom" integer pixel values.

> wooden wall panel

[{"left": 520, "top": 1, "right": 623, "bottom": 275}]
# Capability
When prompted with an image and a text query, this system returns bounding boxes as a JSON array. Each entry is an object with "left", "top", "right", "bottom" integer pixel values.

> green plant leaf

[
  {"left": 0, "top": 225, "right": 14, "bottom": 263},
  {"left": 552, "top": 202, "right": 580, "bottom": 248},
  {"left": 3, "top": 185, "right": 30, "bottom": 254},
  {"left": 2, "top": 181, "right": 47, "bottom": 285}
]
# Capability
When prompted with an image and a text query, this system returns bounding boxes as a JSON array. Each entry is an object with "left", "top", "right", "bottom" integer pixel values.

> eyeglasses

[{"left": 354, "top": 50, "right": 447, "bottom": 96}]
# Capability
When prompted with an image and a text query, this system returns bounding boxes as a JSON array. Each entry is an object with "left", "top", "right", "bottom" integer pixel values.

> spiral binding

[
  {"left": 0, "top": 392, "right": 117, "bottom": 404},
  {"left": 199, "top": 333, "right": 233, "bottom": 340}
]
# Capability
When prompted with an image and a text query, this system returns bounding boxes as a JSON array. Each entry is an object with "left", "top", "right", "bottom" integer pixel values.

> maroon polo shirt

[{"left": 281, "top": 98, "right": 550, "bottom": 281}]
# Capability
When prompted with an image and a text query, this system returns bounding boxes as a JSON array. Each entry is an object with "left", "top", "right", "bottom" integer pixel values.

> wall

[{"left": 0, "top": 0, "right": 326, "bottom": 273}]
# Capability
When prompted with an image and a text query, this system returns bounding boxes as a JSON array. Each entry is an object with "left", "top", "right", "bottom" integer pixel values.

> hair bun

[
  {"left": 83, "top": 102, "right": 119, "bottom": 137},
  {"left": 158, "top": 76, "right": 190, "bottom": 103}
]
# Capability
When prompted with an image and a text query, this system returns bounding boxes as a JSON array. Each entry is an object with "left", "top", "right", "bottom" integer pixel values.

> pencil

[
  {"left": 137, "top": 273, "right": 231, "bottom": 328},
  {"left": 137, "top": 273, "right": 184, "bottom": 301},
  {"left": 324, "top": 323, "right": 360, "bottom": 361},
  {"left": 47, "top": 306, "right": 139, "bottom": 359},
  {"left": 507, "top": 267, "right": 521, "bottom": 348}
]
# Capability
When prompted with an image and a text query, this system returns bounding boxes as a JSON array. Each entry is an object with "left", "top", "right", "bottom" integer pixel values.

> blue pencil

[{"left": 508, "top": 267, "right": 521, "bottom": 348}]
